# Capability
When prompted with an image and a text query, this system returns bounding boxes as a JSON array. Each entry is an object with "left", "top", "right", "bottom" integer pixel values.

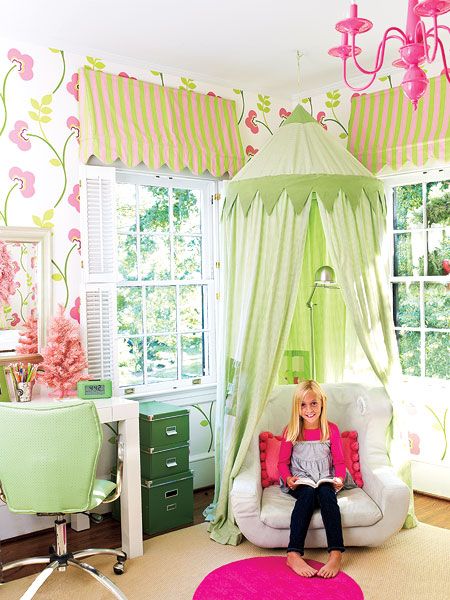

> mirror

[{"left": 0, "top": 227, "right": 52, "bottom": 365}]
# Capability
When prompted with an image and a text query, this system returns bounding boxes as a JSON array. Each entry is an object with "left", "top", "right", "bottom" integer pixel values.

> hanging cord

[{"left": 296, "top": 50, "right": 304, "bottom": 99}]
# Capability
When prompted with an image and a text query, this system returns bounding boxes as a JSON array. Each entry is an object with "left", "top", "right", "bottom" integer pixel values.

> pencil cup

[{"left": 15, "top": 382, "right": 34, "bottom": 402}]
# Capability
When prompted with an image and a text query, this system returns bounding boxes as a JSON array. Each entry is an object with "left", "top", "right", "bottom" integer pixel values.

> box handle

[
  {"left": 166, "top": 425, "right": 177, "bottom": 436},
  {"left": 166, "top": 458, "right": 177, "bottom": 468},
  {"left": 165, "top": 488, "right": 178, "bottom": 499},
  {"left": 167, "top": 503, "right": 177, "bottom": 511}
]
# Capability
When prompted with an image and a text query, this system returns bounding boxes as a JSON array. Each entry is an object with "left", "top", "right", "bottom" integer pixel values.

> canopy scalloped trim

[{"left": 223, "top": 174, "right": 386, "bottom": 217}]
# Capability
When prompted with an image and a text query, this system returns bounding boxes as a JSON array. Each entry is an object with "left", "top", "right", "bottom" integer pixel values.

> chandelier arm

[
  {"left": 343, "top": 60, "right": 378, "bottom": 91},
  {"left": 437, "top": 38, "right": 450, "bottom": 83},
  {"left": 417, "top": 17, "right": 440, "bottom": 63},
  {"left": 350, "top": 27, "right": 407, "bottom": 75},
  {"left": 436, "top": 25, "right": 450, "bottom": 35}
]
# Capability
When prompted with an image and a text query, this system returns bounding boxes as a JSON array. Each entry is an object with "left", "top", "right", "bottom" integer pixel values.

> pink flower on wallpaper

[
  {"left": 67, "top": 116, "right": 80, "bottom": 141},
  {"left": 68, "top": 184, "right": 80, "bottom": 212},
  {"left": 7, "top": 48, "right": 34, "bottom": 80},
  {"left": 408, "top": 432, "right": 421, "bottom": 455},
  {"left": 9, "top": 120, "right": 31, "bottom": 151},
  {"left": 9, "top": 167, "right": 35, "bottom": 198},
  {"left": 68, "top": 228, "right": 81, "bottom": 253},
  {"left": 31, "top": 256, "right": 36, "bottom": 269},
  {"left": 10, "top": 313, "right": 21, "bottom": 327},
  {"left": 245, "top": 110, "right": 259, "bottom": 134},
  {"left": 245, "top": 145, "right": 259, "bottom": 157},
  {"left": 66, "top": 72, "right": 79, "bottom": 100},
  {"left": 118, "top": 72, "right": 137, "bottom": 80},
  {"left": 316, "top": 111, "right": 328, "bottom": 130},
  {"left": 70, "top": 296, "right": 81, "bottom": 323},
  {"left": 279, "top": 108, "right": 291, "bottom": 120}
]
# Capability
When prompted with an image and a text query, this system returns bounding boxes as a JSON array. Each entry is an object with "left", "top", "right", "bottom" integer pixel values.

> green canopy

[
  {"left": 223, "top": 105, "right": 385, "bottom": 216},
  {"left": 209, "top": 105, "right": 416, "bottom": 546}
]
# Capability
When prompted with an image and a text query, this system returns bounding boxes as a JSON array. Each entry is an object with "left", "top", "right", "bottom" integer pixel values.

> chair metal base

[{"left": 1, "top": 517, "right": 128, "bottom": 599}]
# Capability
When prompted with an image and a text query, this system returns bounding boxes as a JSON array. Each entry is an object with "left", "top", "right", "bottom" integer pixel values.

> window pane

[
  {"left": 426, "top": 180, "right": 450, "bottom": 228},
  {"left": 118, "top": 337, "right": 144, "bottom": 386},
  {"left": 174, "top": 236, "right": 202, "bottom": 279},
  {"left": 179, "top": 285, "right": 205, "bottom": 331},
  {"left": 173, "top": 188, "right": 201, "bottom": 233},
  {"left": 393, "top": 282, "right": 420, "bottom": 327},
  {"left": 118, "top": 234, "right": 138, "bottom": 281},
  {"left": 140, "top": 235, "right": 170, "bottom": 280},
  {"left": 393, "top": 184, "right": 423, "bottom": 230},
  {"left": 394, "top": 232, "right": 424, "bottom": 276},
  {"left": 427, "top": 227, "right": 449, "bottom": 276},
  {"left": 138, "top": 186, "right": 169, "bottom": 232},
  {"left": 424, "top": 283, "right": 449, "bottom": 329},
  {"left": 147, "top": 335, "right": 177, "bottom": 382},
  {"left": 146, "top": 286, "right": 176, "bottom": 333},
  {"left": 425, "top": 332, "right": 449, "bottom": 379},
  {"left": 117, "top": 183, "right": 136, "bottom": 234},
  {"left": 396, "top": 331, "right": 421, "bottom": 377},
  {"left": 117, "top": 287, "right": 142, "bottom": 334},
  {"left": 181, "top": 332, "right": 206, "bottom": 378}
]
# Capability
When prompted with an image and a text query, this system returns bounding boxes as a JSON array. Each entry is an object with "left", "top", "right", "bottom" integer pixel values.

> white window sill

[{"left": 121, "top": 382, "right": 217, "bottom": 403}]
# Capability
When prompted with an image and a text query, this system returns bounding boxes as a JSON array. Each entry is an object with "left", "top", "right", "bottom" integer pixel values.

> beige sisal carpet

[{"left": 2, "top": 522, "right": 450, "bottom": 599}]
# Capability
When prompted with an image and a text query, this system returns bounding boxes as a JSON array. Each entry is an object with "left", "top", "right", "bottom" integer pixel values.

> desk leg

[{"left": 118, "top": 416, "right": 143, "bottom": 558}]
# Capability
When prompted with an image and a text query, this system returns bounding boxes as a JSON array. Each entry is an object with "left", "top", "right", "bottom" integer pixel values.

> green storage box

[
  {"left": 139, "top": 401, "right": 189, "bottom": 448},
  {"left": 140, "top": 442, "right": 190, "bottom": 480},
  {"left": 111, "top": 470, "right": 194, "bottom": 536}
]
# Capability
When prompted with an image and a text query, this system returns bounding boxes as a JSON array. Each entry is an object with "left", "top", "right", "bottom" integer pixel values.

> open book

[{"left": 291, "top": 476, "right": 336, "bottom": 489}]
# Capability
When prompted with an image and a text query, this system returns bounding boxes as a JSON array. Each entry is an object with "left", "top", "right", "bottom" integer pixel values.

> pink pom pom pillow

[
  {"left": 341, "top": 430, "right": 364, "bottom": 487},
  {"left": 259, "top": 429, "right": 364, "bottom": 488}
]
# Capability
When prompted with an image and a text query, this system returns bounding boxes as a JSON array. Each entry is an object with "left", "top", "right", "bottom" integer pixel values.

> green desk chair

[{"left": 0, "top": 400, "right": 127, "bottom": 600}]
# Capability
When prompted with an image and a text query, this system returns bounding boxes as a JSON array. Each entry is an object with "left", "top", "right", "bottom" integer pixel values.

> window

[
  {"left": 115, "top": 172, "right": 218, "bottom": 391},
  {"left": 385, "top": 170, "right": 449, "bottom": 380}
]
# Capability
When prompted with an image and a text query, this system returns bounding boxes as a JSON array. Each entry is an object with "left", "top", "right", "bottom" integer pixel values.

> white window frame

[
  {"left": 383, "top": 167, "right": 450, "bottom": 383},
  {"left": 113, "top": 169, "right": 220, "bottom": 396}
]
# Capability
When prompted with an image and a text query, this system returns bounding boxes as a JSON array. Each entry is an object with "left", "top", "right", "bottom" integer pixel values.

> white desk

[{"left": 7, "top": 395, "right": 143, "bottom": 559}]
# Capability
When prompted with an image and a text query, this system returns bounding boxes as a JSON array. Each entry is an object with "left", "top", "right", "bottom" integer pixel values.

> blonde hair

[{"left": 285, "top": 380, "right": 329, "bottom": 443}]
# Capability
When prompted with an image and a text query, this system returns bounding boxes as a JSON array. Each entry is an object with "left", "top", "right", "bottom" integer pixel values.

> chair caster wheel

[{"left": 113, "top": 562, "right": 125, "bottom": 575}]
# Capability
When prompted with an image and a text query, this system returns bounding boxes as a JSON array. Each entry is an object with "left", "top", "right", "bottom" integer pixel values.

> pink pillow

[
  {"left": 259, "top": 429, "right": 364, "bottom": 488},
  {"left": 259, "top": 432, "right": 282, "bottom": 488},
  {"left": 341, "top": 431, "right": 364, "bottom": 487}
]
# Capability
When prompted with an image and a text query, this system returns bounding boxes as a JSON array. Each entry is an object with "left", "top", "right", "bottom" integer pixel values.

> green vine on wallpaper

[
  {"left": 301, "top": 96, "right": 313, "bottom": 116},
  {"left": 256, "top": 94, "right": 273, "bottom": 135},
  {"left": 0, "top": 63, "right": 17, "bottom": 136},
  {"left": 233, "top": 89, "right": 245, "bottom": 125},
  {"left": 52, "top": 241, "right": 78, "bottom": 309},
  {"left": 191, "top": 402, "right": 214, "bottom": 453},
  {"left": 150, "top": 70, "right": 165, "bottom": 87},
  {"left": 85, "top": 56, "right": 105, "bottom": 71},
  {"left": 180, "top": 77, "right": 197, "bottom": 91},
  {"left": 49, "top": 48, "right": 66, "bottom": 94},
  {"left": 426, "top": 405, "right": 448, "bottom": 461},
  {"left": 16, "top": 244, "right": 34, "bottom": 322},
  {"left": 25, "top": 94, "right": 76, "bottom": 208},
  {"left": 324, "top": 90, "right": 348, "bottom": 138}
]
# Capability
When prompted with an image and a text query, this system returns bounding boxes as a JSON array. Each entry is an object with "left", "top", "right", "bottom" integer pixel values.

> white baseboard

[{"left": 412, "top": 461, "right": 450, "bottom": 499}]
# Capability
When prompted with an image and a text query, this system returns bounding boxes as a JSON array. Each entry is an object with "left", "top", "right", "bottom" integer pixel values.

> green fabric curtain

[
  {"left": 280, "top": 199, "right": 346, "bottom": 385},
  {"left": 209, "top": 193, "right": 311, "bottom": 544},
  {"left": 317, "top": 192, "right": 417, "bottom": 528}
]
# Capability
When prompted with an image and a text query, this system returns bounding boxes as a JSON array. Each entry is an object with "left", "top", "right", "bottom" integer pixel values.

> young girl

[{"left": 278, "top": 380, "right": 346, "bottom": 579}]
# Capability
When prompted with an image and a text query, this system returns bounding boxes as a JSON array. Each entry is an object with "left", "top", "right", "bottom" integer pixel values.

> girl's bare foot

[
  {"left": 287, "top": 551, "right": 318, "bottom": 577},
  {"left": 317, "top": 550, "right": 342, "bottom": 578}
]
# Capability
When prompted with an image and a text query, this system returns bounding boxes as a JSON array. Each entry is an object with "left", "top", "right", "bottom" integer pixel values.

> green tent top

[{"left": 223, "top": 104, "right": 385, "bottom": 217}]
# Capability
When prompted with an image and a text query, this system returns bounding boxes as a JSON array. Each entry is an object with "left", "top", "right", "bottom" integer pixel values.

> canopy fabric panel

[
  {"left": 223, "top": 105, "right": 385, "bottom": 216},
  {"left": 347, "top": 74, "right": 450, "bottom": 173},
  {"left": 78, "top": 67, "right": 245, "bottom": 177}
]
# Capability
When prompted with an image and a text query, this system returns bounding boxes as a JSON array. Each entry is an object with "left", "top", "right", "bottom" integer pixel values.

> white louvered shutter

[{"left": 79, "top": 166, "right": 118, "bottom": 386}]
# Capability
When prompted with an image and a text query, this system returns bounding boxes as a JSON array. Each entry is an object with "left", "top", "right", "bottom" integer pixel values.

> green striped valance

[
  {"left": 348, "top": 74, "right": 450, "bottom": 173},
  {"left": 78, "top": 67, "right": 245, "bottom": 176}
]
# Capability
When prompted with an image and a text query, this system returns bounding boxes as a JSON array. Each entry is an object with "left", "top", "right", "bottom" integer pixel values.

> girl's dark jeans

[{"left": 287, "top": 483, "right": 345, "bottom": 555}]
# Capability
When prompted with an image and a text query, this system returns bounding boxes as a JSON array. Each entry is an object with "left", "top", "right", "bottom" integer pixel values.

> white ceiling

[{"left": 1, "top": 1, "right": 447, "bottom": 97}]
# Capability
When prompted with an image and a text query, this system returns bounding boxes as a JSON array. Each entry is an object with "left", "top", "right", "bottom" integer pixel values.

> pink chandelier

[{"left": 329, "top": 1, "right": 450, "bottom": 109}]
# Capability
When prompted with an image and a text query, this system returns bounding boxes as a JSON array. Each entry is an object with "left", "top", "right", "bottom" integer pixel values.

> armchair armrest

[
  {"left": 103, "top": 434, "right": 124, "bottom": 504},
  {"left": 362, "top": 465, "right": 410, "bottom": 528}
]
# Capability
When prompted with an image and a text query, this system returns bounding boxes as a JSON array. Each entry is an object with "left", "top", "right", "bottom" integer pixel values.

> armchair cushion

[{"left": 260, "top": 485, "right": 382, "bottom": 529}]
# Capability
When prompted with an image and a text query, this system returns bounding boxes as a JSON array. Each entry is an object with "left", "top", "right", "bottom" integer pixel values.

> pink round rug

[{"left": 193, "top": 557, "right": 364, "bottom": 600}]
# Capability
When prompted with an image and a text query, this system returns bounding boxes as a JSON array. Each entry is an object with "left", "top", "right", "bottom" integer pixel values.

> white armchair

[{"left": 230, "top": 383, "right": 410, "bottom": 548}]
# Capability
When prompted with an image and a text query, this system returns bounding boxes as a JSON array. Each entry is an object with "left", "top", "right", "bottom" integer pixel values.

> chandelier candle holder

[{"left": 329, "top": 0, "right": 450, "bottom": 108}]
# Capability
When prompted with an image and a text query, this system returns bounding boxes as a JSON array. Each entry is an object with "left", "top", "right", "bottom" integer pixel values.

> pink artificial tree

[
  {"left": 0, "top": 240, "right": 16, "bottom": 305},
  {"left": 40, "top": 304, "right": 88, "bottom": 398},
  {"left": 15, "top": 308, "right": 38, "bottom": 355}
]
